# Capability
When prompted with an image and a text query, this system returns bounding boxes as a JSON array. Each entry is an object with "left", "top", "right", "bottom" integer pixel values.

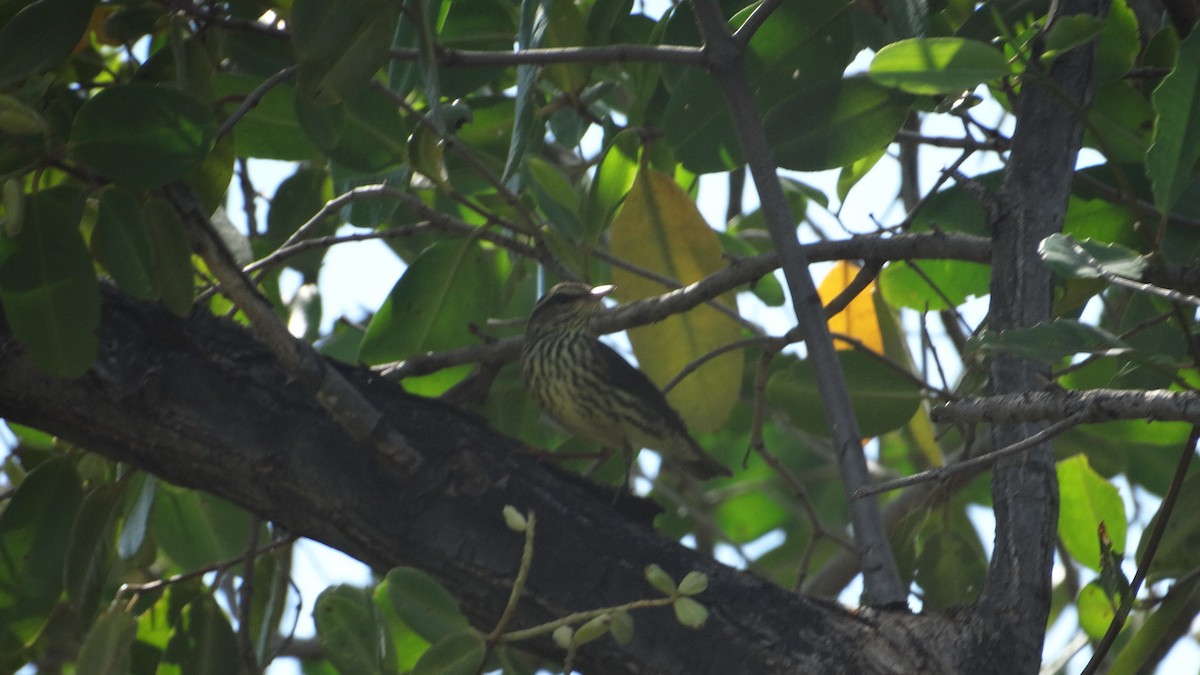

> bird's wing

[{"left": 591, "top": 340, "right": 689, "bottom": 432}]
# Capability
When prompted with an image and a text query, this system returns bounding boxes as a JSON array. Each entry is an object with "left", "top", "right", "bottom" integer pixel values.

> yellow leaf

[
  {"left": 818, "top": 261, "right": 883, "bottom": 354},
  {"left": 610, "top": 169, "right": 742, "bottom": 433}
]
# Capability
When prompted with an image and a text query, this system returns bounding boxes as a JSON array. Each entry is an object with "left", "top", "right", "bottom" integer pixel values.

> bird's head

[{"left": 527, "top": 282, "right": 614, "bottom": 335}]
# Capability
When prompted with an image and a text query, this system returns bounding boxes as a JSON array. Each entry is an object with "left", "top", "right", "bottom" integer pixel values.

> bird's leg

[{"left": 581, "top": 446, "right": 614, "bottom": 477}]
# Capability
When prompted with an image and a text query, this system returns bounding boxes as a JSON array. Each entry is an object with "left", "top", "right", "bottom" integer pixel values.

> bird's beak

[{"left": 589, "top": 285, "right": 615, "bottom": 302}]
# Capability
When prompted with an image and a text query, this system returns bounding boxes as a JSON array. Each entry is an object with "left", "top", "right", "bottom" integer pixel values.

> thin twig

[
  {"left": 852, "top": 415, "right": 1084, "bottom": 499},
  {"left": 217, "top": 66, "right": 298, "bottom": 141}
]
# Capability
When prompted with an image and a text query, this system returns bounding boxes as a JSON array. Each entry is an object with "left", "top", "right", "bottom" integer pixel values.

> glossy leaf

[
  {"left": 1094, "top": 0, "right": 1139, "bottom": 84},
  {"left": 76, "top": 611, "right": 138, "bottom": 675},
  {"left": 0, "top": 0, "right": 96, "bottom": 88},
  {"left": 71, "top": 84, "right": 216, "bottom": 189},
  {"left": 664, "top": 0, "right": 854, "bottom": 173},
  {"left": 211, "top": 74, "right": 321, "bottom": 161},
  {"left": 160, "top": 594, "right": 242, "bottom": 675},
  {"left": 1057, "top": 454, "right": 1127, "bottom": 571},
  {"left": 971, "top": 319, "right": 1129, "bottom": 365},
  {"left": 142, "top": 196, "right": 195, "bottom": 317},
  {"left": 914, "top": 525, "right": 987, "bottom": 610},
  {"left": 314, "top": 585, "right": 392, "bottom": 675},
  {"left": 150, "top": 484, "right": 256, "bottom": 572},
  {"left": 1085, "top": 81, "right": 1155, "bottom": 162},
  {"left": 877, "top": 259, "right": 990, "bottom": 311},
  {"left": 1040, "top": 233, "right": 1147, "bottom": 280},
  {"left": 767, "top": 350, "right": 922, "bottom": 438},
  {"left": 411, "top": 631, "right": 486, "bottom": 675},
  {"left": 764, "top": 78, "right": 914, "bottom": 171},
  {"left": 297, "top": 86, "right": 408, "bottom": 173},
  {"left": 869, "top": 38, "right": 1011, "bottom": 95},
  {"left": 0, "top": 186, "right": 100, "bottom": 377},
  {"left": 262, "top": 164, "right": 335, "bottom": 280},
  {"left": 359, "top": 239, "right": 499, "bottom": 373},
  {"left": 1140, "top": 467, "right": 1200, "bottom": 580},
  {"left": 65, "top": 483, "right": 125, "bottom": 619},
  {"left": 291, "top": 0, "right": 399, "bottom": 104},
  {"left": 1077, "top": 580, "right": 1119, "bottom": 640},
  {"left": 93, "top": 187, "right": 158, "bottom": 300},
  {"left": 610, "top": 168, "right": 742, "bottom": 433},
  {"left": 1146, "top": 28, "right": 1200, "bottom": 213},
  {"left": 0, "top": 456, "right": 83, "bottom": 648},
  {"left": 381, "top": 567, "right": 471, "bottom": 643}
]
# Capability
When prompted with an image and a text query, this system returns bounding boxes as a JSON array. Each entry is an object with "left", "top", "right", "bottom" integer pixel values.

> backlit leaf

[{"left": 610, "top": 168, "right": 742, "bottom": 433}]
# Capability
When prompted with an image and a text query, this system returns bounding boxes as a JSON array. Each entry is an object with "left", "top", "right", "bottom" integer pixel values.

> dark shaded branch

[{"left": 0, "top": 286, "right": 965, "bottom": 674}]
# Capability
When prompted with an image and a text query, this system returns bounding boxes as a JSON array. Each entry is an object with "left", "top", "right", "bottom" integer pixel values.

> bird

[{"left": 521, "top": 282, "right": 732, "bottom": 481}]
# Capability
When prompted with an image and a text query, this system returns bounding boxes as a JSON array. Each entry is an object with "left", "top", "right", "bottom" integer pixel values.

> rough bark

[
  {"left": 0, "top": 286, "right": 964, "bottom": 674},
  {"left": 977, "top": 0, "right": 1105, "bottom": 671}
]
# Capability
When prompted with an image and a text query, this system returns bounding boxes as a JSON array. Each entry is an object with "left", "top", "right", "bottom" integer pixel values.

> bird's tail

[{"left": 681, "top": 447, "right": 732, "bottom": 480}]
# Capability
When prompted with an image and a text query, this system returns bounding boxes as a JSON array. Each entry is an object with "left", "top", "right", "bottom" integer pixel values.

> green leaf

[
  {"left": 608, "top": 610, "right": 633, "bottom": 645},
  {"left": 1084, "top": 81, "right": 1155, "bottom": 162},
  {"left": 572, "top": 614, "right": 611, "bottom": 646},
  {"left": 0, "top": 186, "right": 100, "bottom": 377},
  {"left": 914, "top": 528, "right": 987, "bottom": 610},
  {"left": 0, "top": 0, "right": 96, "bottom": 88},
  {"left": 93, "top": 187, "right": 159, "bottom": 300},
  {"left": 1094, "top": 0, "right": 1140, "bottom": 84},
  {"left": 381, "top": 567, "right": 471, "bottom": 643},
  {"left": 359, "top": 239, "right": 499, "bottom": 370},
  {"left": 644, "top": 564, "right": 677, "bottom": 596},
  {"left": 118, "top": 474, "right": 156, "bottom": 559},
  {"left": 1147, "top": 28, "right": 1200, "bottom": 213},
  {"left": 764, "top": 78, "right": 914, "bottom": 171},
  {"left": 161, "top": 594, "right": 243, "bottom": 675},
  {"left": 0, "top": 456, "right": 83, "bottom": 649},
  {"left": 411, "top": 631, "right": 486, "bottom": 675},
  {"left": 65, "top": 482, "right": 125, "bottom": 620},
  {"left": 77, "top": 610, "right": 138, "bottom": 675},
  {"left": 1043, "top": 15, "right": 1106, "bottom": 59},
  {"left": 1057, "top": 454, "right": 1127, "bottom": 571},
  {"left": 672, "top": 597, "right": 708, "bottom": 628},
  {"left": 869, "top": 38, "right": 1011, "bottom": 95},
  {"left": 525, "top": 155, "right": 584, "bottom": 239},
  {"left": 1040, "top": 233, "right": 1147, "bottom": 280},
  {"left": 262, "top": 164, "right": 335, "bottom": 280},
  {"left": 297, "top": 86, "right": 407, "bottom": 173},
  {"left": 677, "top": 571, "right": 708, "bottom": 596},
  {"left": 664, "top": 0, "right": 854, "bottom": 173},
  {"left": 878, "top": 259, "right": 990, "bottom": 310},
  {"left": 1141, "top": 467, "right": 1200, "bottom": 579},
  {"left": 150, "top": 484, "right": 256, "bottom": 572},
  {"left": 314, "top": 585, "right": 391, "bottom": 675},
  {"left": 585, "top": 129, "right": 640, "bottom": 239},
  {"left": 767, "top": 350, "right": 922, "bottom": 438},
  {"left": 500, "top": 0, "right": 547, "bottom": 186},
  {"left": 291, "top": 0, "right": 399, "bottom": 104},
  {"left": 71, "top": 84, "right": 217, "bottom": 189},
  {"left": 971, "top": 319, "right": 1130, "bottom": 364},
  {"left": 1077, "top": 580, "right": 1119, "bottom": 640},
  {"left": 142, "top": 196, "right": 195, "bottom": 317},
  {"left": 211, "top": 74, "right": 320, "bottom": 161}
]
